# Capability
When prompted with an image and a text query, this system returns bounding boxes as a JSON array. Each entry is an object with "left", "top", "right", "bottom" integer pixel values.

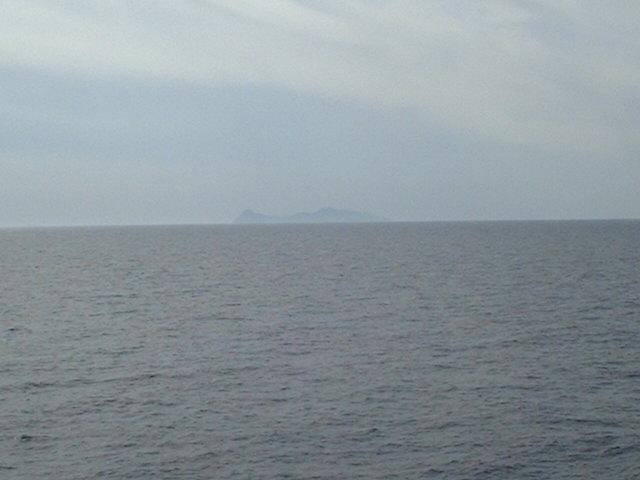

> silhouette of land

[{"left": 234, "top": 207, "right": 385, "bottom": 224}]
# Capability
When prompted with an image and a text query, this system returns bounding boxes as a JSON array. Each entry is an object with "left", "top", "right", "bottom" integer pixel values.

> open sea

[{"left": 1, "top": 221, "right": 639, "bottom": 479}]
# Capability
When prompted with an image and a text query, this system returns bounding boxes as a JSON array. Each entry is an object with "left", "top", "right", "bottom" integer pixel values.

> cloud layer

[
  {"left": 1, "top": 1, "right": 639, "bottom": 225},
  {"left": 2, "top": 0, "right": 639, "bottom": 151}
]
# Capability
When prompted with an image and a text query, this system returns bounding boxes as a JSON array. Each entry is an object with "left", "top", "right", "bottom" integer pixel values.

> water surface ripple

[{"left": 1, "top": 221, "right": 639, "bottom": 479}]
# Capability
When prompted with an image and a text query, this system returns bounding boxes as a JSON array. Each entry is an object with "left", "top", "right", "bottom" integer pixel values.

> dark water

[{"left": 1, "top": 221, "right": 639, "bottom": 479}]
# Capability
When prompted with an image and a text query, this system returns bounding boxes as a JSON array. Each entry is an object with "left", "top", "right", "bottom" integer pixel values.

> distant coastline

[{"left": 234, "top": 207, "right": 386, "bottom": 224}]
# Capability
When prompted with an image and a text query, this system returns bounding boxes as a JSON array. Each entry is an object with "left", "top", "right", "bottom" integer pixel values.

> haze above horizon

[{"left": 2, "top": 1, "right": 639, "bottom": 227}]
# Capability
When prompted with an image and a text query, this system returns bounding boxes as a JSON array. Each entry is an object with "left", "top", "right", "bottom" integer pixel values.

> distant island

[{"left": 234, "top": 207, "right": 386, "bottom": 224}]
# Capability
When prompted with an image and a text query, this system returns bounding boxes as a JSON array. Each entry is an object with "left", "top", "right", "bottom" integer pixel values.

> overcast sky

[{"left": 1, "top": 0, "right": 639, "bottom": 226}]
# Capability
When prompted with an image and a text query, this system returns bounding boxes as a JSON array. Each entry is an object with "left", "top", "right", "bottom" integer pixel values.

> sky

[{"left": 1, "top": 0, "right": 639, "bottom": 226}]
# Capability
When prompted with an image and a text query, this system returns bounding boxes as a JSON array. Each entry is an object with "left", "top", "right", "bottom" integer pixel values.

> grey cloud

[
  {"left": 1, "top": 1, "right": 638, "bottom": 151},
  {"left": 0, "top": 1, "right": 639, "bottom": 226}
]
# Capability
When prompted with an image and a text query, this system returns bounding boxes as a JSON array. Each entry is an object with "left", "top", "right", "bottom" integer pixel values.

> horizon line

[{"left": 1, "top": 217, "right": 639, "bottom": 230}]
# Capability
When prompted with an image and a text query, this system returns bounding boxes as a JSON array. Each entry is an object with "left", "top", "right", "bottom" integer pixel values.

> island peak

[{"left": 233, "top": 207, "right": 385, "bottom": 224}]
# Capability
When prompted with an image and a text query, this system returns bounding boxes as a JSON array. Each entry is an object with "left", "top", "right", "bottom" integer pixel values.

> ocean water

[{"left": 1, "top": 221, "right": 639, "bottom": 479}]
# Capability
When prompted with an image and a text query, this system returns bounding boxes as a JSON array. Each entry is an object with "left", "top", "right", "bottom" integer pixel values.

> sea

[{"left": 1, "top": 221, "right": 639, "bottom": 479}]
